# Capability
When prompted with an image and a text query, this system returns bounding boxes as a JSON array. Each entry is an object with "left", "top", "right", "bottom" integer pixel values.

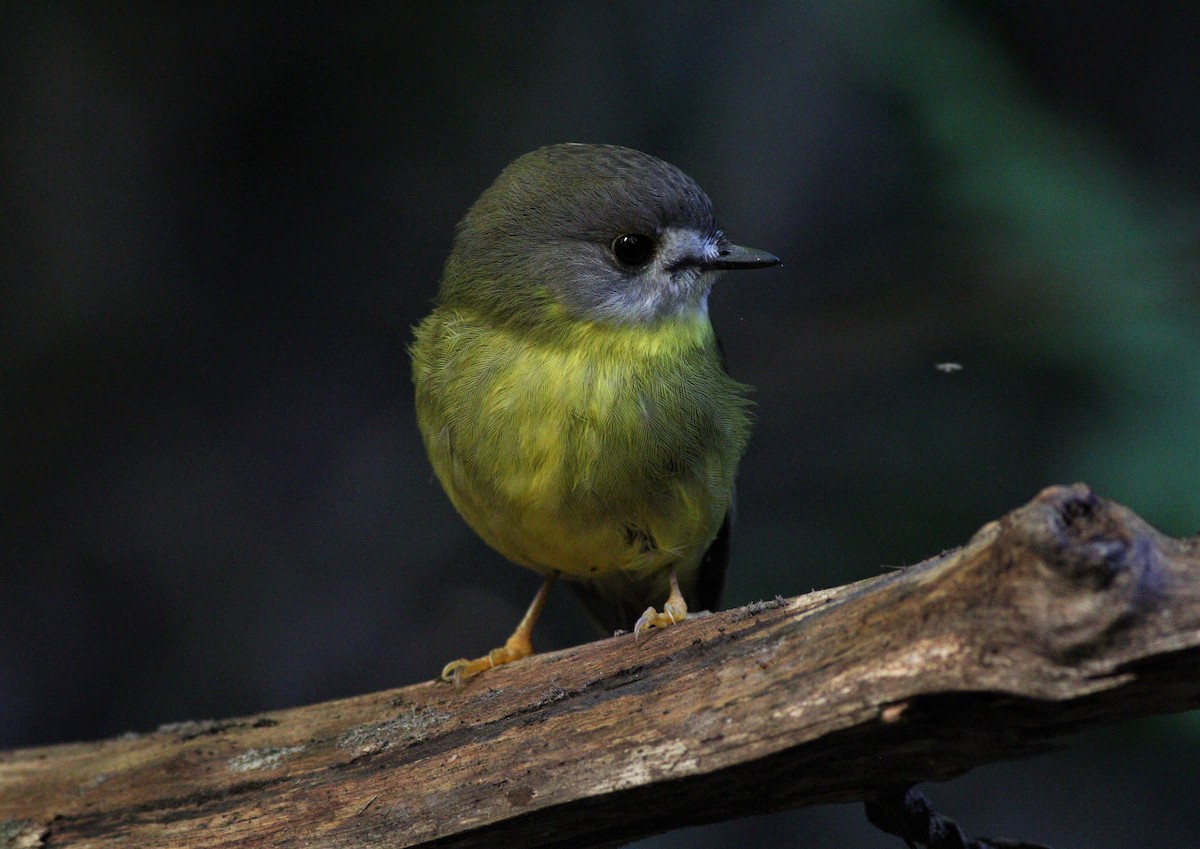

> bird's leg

[
  {"left": 441, "top": 572, "right": 558, "bottom": 687},
  {"left": 633, "top": 566, "right": 688, "bottom": 641}
]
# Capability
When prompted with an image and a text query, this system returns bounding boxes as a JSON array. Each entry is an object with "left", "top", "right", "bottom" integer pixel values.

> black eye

[{"left": 611, "top": 233, "right": 656, "bottom": 267}]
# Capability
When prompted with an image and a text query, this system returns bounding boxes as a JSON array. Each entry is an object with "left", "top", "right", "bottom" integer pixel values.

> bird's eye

[{"left": 611, "top": 233, "right": 656, "bottom": 267}]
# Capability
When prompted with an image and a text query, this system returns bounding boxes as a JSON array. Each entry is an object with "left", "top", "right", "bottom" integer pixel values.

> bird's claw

[{"left": 633, "top": 600, "right": 687, "bottom": 642}]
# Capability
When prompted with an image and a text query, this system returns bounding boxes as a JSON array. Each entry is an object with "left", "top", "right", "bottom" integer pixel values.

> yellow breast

[{"left": 412, "top": 306, "right": 751, "bottom": 585}]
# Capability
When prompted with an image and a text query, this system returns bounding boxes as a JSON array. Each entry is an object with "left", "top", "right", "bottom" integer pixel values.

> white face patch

[{"left": 595, "top": 227, "right": 723, "bottom": 324}]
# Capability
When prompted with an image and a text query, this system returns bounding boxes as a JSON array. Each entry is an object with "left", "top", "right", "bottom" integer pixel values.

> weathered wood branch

[{"left": 3, "top": 484, "right": 1199, "bottom": 848}]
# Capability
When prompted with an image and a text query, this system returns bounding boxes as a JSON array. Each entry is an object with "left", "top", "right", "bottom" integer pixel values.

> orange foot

[
  {"left": 441, "top": 572, "right": 557, "bottom": 687},
  {"left": 633, "top": 566, "right": 688, "bottom": 641}
]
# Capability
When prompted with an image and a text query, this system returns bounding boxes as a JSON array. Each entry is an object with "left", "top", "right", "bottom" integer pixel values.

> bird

[{"left": 411, "top": 143, "right": 779, "bottom": 685}]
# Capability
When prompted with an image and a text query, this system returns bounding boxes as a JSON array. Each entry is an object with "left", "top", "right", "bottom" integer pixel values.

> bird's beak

[{"left": 699, "top": 242, "right": 781, "bottom": 271}]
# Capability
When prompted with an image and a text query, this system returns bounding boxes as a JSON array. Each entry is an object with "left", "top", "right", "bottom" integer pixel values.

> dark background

[{"left": 3, "top": 2, "right": 1199, "bottom": 846}]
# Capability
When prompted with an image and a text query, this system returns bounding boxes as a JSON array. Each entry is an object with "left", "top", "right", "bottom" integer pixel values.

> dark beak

[{"left": 699, "top": 242, "right": 781, "bottom": 271}]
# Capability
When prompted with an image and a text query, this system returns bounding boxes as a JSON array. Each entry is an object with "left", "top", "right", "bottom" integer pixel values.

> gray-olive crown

[{"left": 439, "top": 144, "right": 743, "bottom": 327}]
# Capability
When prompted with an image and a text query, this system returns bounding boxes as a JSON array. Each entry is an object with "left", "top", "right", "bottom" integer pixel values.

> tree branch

[{"left": 3, "top": 484, "right": 1199, "bottom": 848}]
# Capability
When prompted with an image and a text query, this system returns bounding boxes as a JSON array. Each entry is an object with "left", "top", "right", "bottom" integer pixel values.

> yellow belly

[{"left": 412, "top": 306, "right": 751, "bottom": 592}]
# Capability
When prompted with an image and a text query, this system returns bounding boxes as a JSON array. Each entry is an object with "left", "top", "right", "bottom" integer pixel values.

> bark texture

[{"left": 3, "top": 484, "right": 1199, "bottom": 848}]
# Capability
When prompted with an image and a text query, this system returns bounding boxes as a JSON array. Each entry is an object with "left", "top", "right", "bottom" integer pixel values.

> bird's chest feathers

[
  {"left": 429, "top": 313, "right": 741, "bottom": 506},
  {"left": 480, "top": 323, "right": 718, "bottom": 497},
  {"left": 419, "top": 311, "right": 749, "bottom": 574}
]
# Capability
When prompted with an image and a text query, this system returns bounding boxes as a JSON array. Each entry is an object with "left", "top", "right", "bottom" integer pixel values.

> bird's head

[{"left": 439, "top": 144, "right": 778, "bottom": 329}]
